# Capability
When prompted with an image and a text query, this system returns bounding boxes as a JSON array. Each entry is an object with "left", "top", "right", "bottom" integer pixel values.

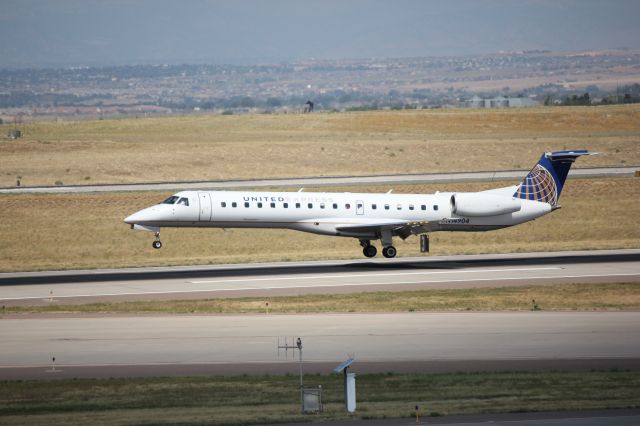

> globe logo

[{"left": 515, "top": 164, "right": 558, "bottom": 205}]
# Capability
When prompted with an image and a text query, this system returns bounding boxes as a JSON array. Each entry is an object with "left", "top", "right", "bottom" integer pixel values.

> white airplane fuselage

[
  {"left": 126, "top": 187, "right": 549, "bottom": 237},
  {"left": 124, "top": 150, "right": 591, "bottom": 258}
]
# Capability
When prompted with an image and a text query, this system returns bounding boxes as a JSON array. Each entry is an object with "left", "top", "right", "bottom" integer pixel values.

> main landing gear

[
  {"left": 359, "top": 239, "right": 396, "bottom": 258},
  {"left": 359, "top": 231, "right": 431, "bottom": 259},
  {"left": 382, "top": 246, "right": 397, "bottom": 258},
  {"left": 152, "top": 231, "right": 162, "bottom": 249},
  {"left": 360, "top": 240, "right": 378, "bottom": 258}
]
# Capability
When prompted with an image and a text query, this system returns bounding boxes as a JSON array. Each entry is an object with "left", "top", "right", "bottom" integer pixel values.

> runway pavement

[
  {"left": 0, "top": 166, "right": 635, "bottom": 193},
  {"left": 271, "top": 410, "right": 640, "bottom": 426},
  {"left": 1, "top": 249, "right": 639, "bottom": 380},
  {"left": 1, "top": 311, "right": 639, "bottom": 380},
  {"left": 1, "top": 249, "right": 639, "bottom": 306}
]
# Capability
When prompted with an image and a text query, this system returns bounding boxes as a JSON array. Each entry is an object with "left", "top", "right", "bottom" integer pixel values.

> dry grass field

[
  {"left": 1, "top": 105, "right": 639, "bottom": 187},
  {"left": 2, "top": 371, "right": 638, "bottom": 426},
  {"left": 7, "top": 283, "right": 640, "bottom": 315},
  {"left": 0, "top": 177, "right": 637, "bottom": 272}
]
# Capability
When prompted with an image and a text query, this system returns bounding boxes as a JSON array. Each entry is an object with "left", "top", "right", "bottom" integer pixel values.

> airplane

[{"left": 124, "top": 150, "right": 593, "bottom": 258}]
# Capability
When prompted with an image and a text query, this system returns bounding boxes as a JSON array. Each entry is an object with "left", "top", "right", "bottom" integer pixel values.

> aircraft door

[
  {"left": 198, "top": 192, "right": 212, "bottom": 221},
  {"left": 356, "top": 200, "right": 364, "bottom": 215}
]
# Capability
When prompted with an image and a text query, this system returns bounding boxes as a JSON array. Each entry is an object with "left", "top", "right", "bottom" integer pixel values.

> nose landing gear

[{"left": 152, "top": 232, "right": 162, "bottom": 249}]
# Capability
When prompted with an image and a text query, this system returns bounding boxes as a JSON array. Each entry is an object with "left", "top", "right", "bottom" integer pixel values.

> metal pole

[
  {"left": 299, "top": 346, "right": 303, "bottom": 388},
  {"left": 297, "top": 338, "right": 303, "bottom": 413},
  {"left": 297, "top": 337, "right": 303, "bottom": 388},
  {"left": 344, "top": 366, "right": 348, "bottom": 410}
]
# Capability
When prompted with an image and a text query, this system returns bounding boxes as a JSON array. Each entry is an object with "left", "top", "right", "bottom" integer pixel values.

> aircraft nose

[
  {"left": 124, "top": 212, "right": 139, "bottom": 224},
  {"left": 124, "top": 209, "right": 148, "bottom": 224}
]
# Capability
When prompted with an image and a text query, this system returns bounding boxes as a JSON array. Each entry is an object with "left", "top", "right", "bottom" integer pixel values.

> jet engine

[{"left": 450, "top": 193, "right": 521, "bottom": 217}]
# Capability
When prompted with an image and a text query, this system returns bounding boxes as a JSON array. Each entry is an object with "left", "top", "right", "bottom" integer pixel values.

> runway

[
  {"left": 0, "top": 166, "right": 635, "bottom": 193},
  {"left": 1, "top": 249, "right": 639, "bottom": 306},
  {"left": 273, "top": 410, "right": 640, "bottom": 426},
  {"left": 1, "top": 311, "right": 639, "bottom": 380},
  {"left": 2, "top": 249, "right": 639, "bottom": 380}
]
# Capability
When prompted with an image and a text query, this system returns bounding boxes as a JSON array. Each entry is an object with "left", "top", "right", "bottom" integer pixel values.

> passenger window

[
  {"left": 163, "top": 196, "right": 179, "bottom": 204},
  {"left": 232, "top": 202, "right": 237, "bottom": 208},
  {"left": 409, "top": 205, "right": 414, "bottom": 210},
  {"left": 372, "top": 204, "right": 377, "bottom": 210},
  {"left": 433, "top": 205, "right": 439, "bottom": 211},
  {"left": 244, "top": 202, "right": 249, "bottom": 208},
  {"left": 320, "top": 203, "right": 325, "bottom": 209},
  {"left": 283, "top": 203, "right": 288, "bottom": 208},
  {"left": 221, "top": 202, "right": 226, "bottom": 208},
  {"left": 308, "top": 203, "right": 313, "bottom": 209},
  {"left": 421, "top": 205, "right": 426, "bottom": 211},
  {"left": 296, "top": 203, "right": 301, "bottom": 208},
  {"left": 177, "top": 198, "right": 189, "bottom": 206},
  {"left": 257, "top": 202, "right": 263, "bottom": 208},
  {"left": 384, "top": 204, "right": 390, "bottom": 210},
  {"left": 345, "top": 203, "right": 351, "bottom": 209},
  {"left": 397, "top": 204, "right": 402, "bottom": 210},
  {"left": 333, "top": 203, "right": 338, "bottom": 209},
  {"left": 270, "top": 202, "right": 275, "bottom": 208}
]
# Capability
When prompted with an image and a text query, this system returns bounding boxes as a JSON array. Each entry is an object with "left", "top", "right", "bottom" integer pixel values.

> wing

[{"left": 336, "top": 220, "right": 431, "bottom": 239}]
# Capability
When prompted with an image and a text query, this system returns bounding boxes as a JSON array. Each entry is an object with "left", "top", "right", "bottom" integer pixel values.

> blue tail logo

[{"left": 514, "top": 150, "right": 593, "bottom": 206}]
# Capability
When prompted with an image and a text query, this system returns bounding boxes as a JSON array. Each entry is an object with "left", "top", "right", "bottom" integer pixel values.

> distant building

[
  {"left": 506, "top": 97, "right": 538, "bottom": 107},
  {"left": 466, "top": 96, "right": 538, "bottom": 108},
  {"left": 468, "top": 95, "right": 484, "bottom": 108}
]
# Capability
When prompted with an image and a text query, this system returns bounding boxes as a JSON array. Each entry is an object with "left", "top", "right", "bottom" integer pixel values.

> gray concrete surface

[
  {"left": 268, "top": 410, "right": 640, "bottom": 426},
  {"left": 0, "top": 166, "right": 636, "bottom": 193},
  {"left": 1, "top": 312, "right": 639, "bottom": 375},
  {"left": 1, "top": 249, "right": 638, "bottom": 306}
]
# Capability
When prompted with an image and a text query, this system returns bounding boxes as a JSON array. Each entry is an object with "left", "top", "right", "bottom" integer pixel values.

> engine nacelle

[{"left": 450, "top": 193, "right": 521, "bottom": 217}]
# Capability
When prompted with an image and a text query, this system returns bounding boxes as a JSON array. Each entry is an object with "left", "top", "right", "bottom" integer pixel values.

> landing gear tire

[
  {"left": 152, "top": 231, "right": 162, "bottom": 249},
  {"left": 363, "top": 245, "right": 377, "bottom": 258},
  {"left": 382, "top": 246, "right": 397, "bottom": 258}
]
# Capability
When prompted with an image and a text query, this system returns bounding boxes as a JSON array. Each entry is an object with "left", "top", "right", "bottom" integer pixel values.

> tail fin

[{"left": 513, "top": 150, "right": 593, "bottom": 206}]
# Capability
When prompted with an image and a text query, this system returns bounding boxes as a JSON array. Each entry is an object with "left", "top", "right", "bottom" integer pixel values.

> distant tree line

[
  {"left": 0, "top": 91, "right": 113, "bottom": 108},
  {"left": 543, "top": 84, "right": 640, "bottom": 106}
]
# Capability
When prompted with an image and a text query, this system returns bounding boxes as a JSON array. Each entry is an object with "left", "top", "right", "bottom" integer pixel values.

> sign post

[{"left": 333, "top": 358, "right": 356, "bottom": 413}]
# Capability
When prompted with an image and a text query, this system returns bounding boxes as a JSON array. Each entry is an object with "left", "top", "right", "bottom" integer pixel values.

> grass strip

[
  {"left": 0, "top": 370, "right": 638, "bottom": 425},
  {"left": 2, "top": 105, "right": 638, "bottom": 187},
  {"left": 4, "top": 282, "right": 640, "bottom": 315}
]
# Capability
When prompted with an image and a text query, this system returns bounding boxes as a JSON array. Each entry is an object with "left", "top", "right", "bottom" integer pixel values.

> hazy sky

[{"left": 1, "top": 0, "right": 640, "bottom": 68}]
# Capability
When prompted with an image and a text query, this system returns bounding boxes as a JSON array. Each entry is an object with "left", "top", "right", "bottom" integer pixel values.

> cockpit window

[
  {"left": 177, "top": 197, "right": 189, "bottom": 206},
  {"left": 163, "top": 196, "right": 179, "bottom": 204}
]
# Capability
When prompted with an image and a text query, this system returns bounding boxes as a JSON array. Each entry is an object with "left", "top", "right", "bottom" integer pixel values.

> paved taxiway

[
  {"left": 1, "top": 249, "right": 639, "bottom": 306},
  {"left": 273, "top": 410, "right": 640, "bottom": 426},
  {"left": 0, "top": 166, "right": 635, "bottom": 193},
  {"left": 1, "top": 311, "right": 639, "bottom": 380}
]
